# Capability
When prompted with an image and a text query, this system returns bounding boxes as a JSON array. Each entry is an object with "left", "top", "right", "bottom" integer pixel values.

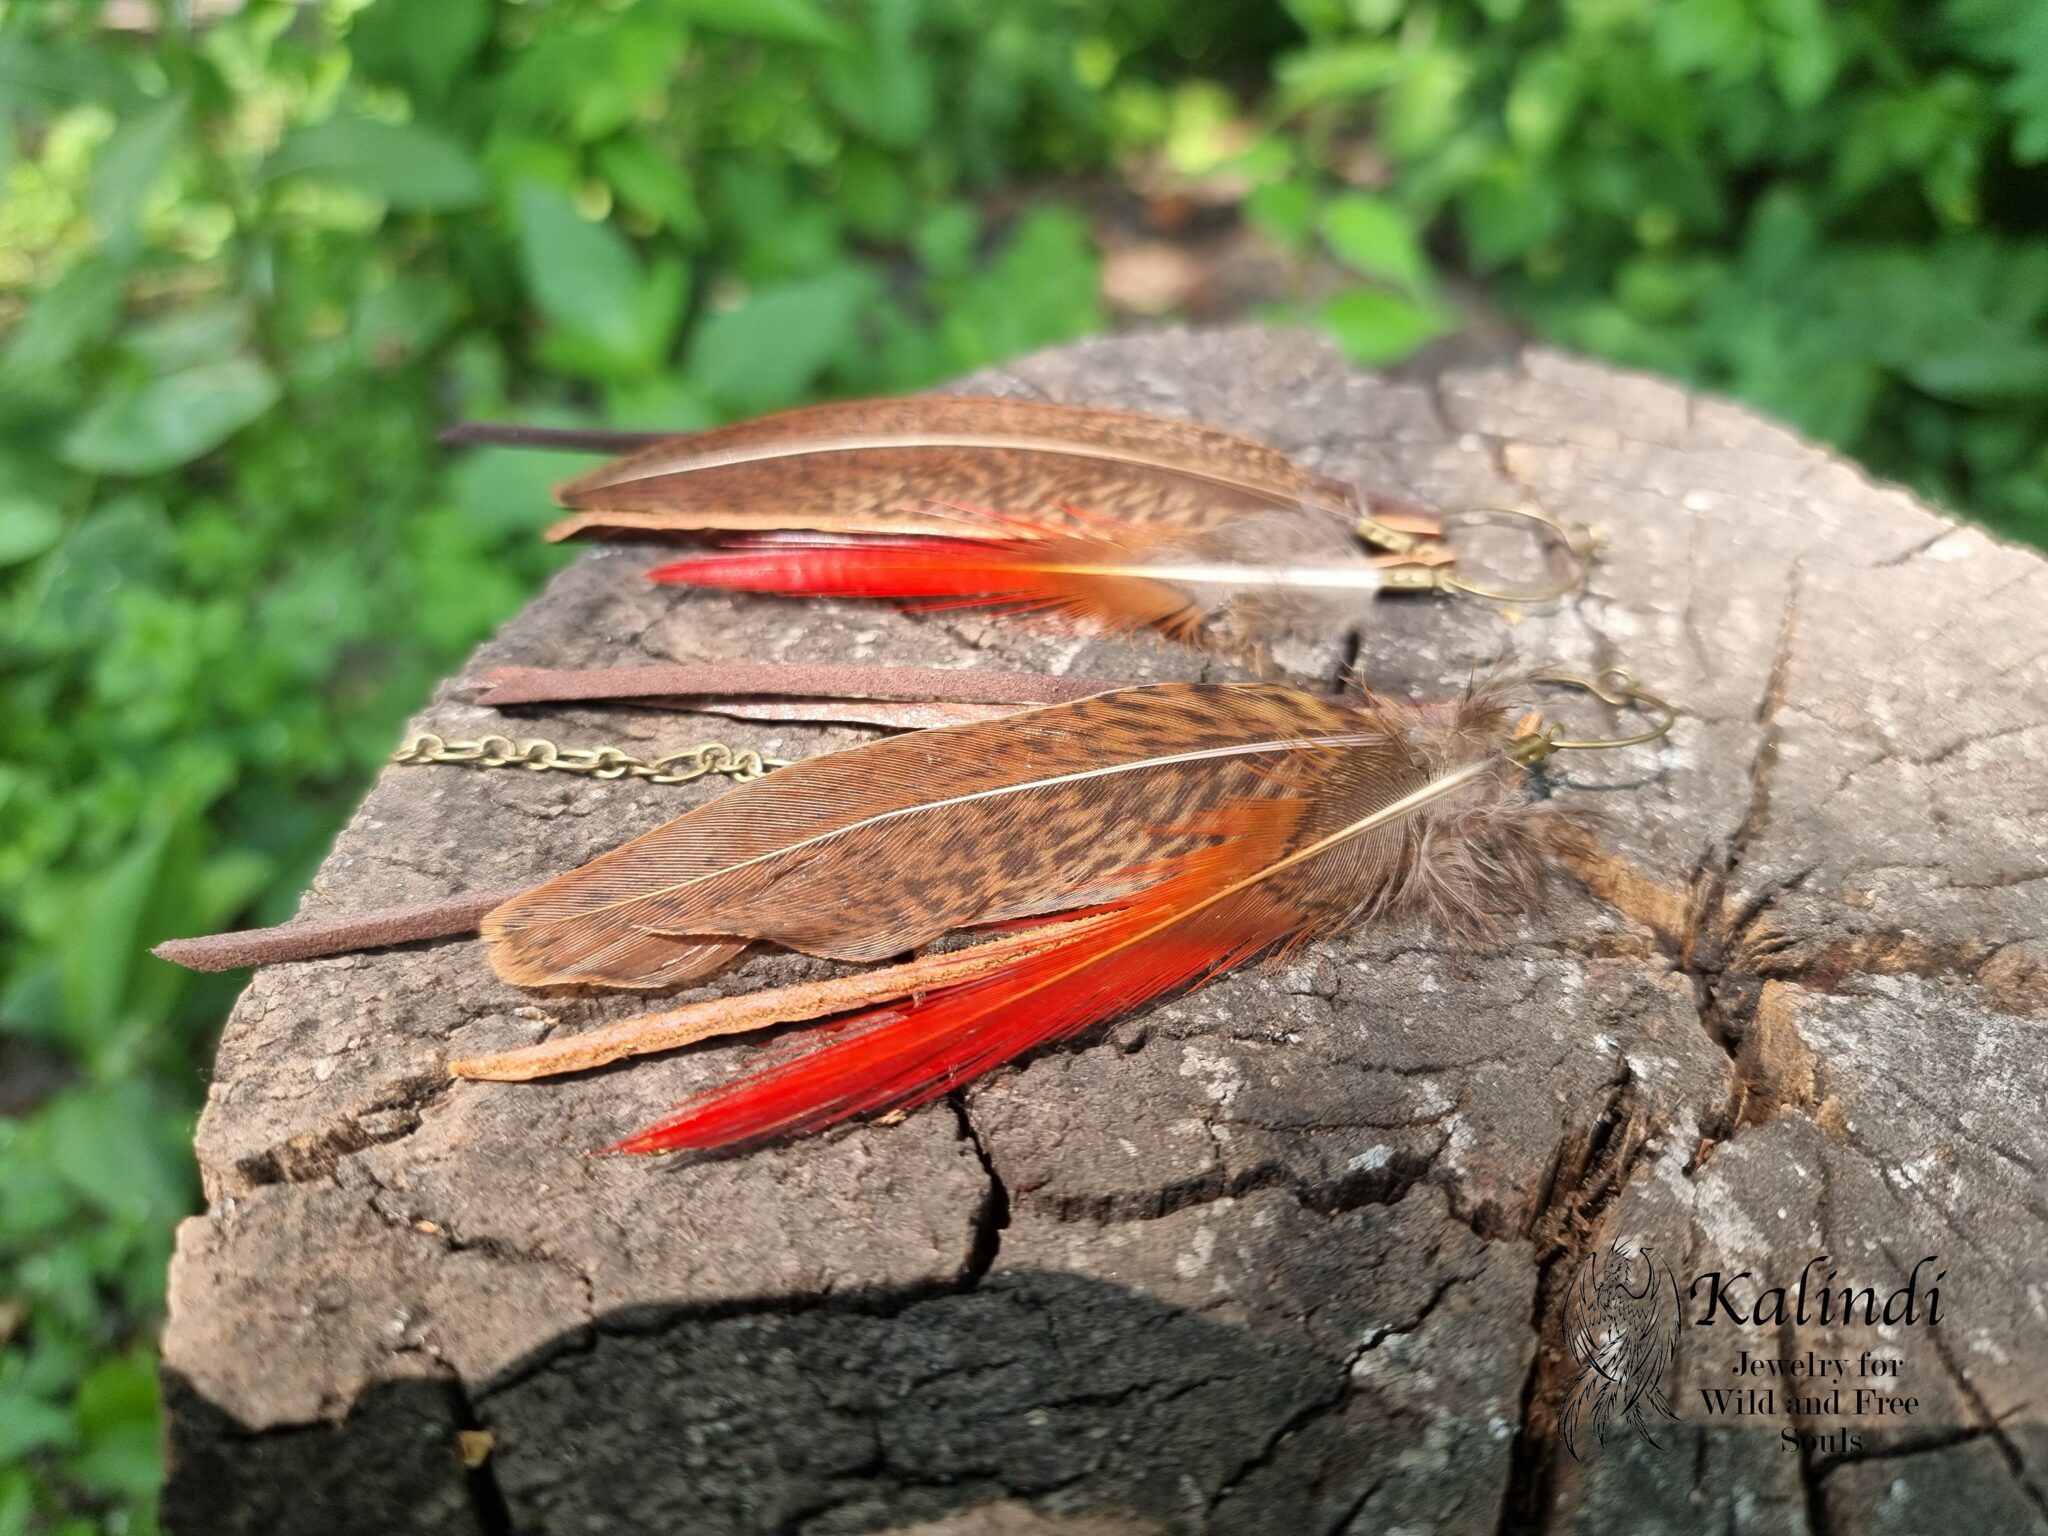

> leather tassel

[{"left": 472, "top": 661, "right": 1118, "bottom": 729}]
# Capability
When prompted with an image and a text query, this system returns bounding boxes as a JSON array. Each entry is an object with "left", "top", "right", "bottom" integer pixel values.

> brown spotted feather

[
  {"left": 544, "top": 395, "right": 1362, "bottom": 542},
  {"left": 480, "top": 681, "right": 1558, "bottom": 993}
]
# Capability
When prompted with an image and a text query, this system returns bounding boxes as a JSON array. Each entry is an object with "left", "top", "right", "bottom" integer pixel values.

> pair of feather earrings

[{"left": 165, "top": 396, "right": 1667, "bottom": 1158}]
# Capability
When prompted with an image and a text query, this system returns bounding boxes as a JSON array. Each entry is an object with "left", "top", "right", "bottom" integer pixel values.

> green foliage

[
  {"left": 1266, "top": 0, "right": 2048, "bottom": 542},
  {"left": 0, "top": 1, "right": 1150, "bottom": 1527},
  {"left": 2, "top": 2, "right": 2043, "bottom": 1529}
]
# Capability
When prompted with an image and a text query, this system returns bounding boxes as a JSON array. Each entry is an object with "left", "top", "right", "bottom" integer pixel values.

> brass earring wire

[
  {"left": 1365, "top": 504, "right": 1599, "bottom": 606},
  {"left": 1507, "top": 667, "right": 1678, "bottom": 765}
]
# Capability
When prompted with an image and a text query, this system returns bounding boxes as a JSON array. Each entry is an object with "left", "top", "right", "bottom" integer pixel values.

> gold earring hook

[
  {"left": 1507, "top": 667, "right": 1677, "bottom": 764},
  {"left": 1371, "top": 504, "right": 1598, "bottom": 605}
]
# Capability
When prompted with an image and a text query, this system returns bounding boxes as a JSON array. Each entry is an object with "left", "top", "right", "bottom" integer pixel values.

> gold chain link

[{"left": 392, "top": 732, "right": 788, "bottom": 785}]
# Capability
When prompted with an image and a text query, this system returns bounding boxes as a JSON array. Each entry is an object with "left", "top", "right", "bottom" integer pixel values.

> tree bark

[{"left": 161, "top": 328, "right": 2048, "bottom": 1535}]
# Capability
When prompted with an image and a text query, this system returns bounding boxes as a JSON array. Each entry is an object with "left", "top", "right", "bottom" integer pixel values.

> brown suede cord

[
  {"left": 152, "top": 888, "right": 522, "bottom": 973},
  {"left": 472, "top": 662, "right": 1117, "bottom": 709}
]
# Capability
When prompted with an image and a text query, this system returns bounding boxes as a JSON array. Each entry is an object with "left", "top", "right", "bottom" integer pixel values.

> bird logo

[{"left": 1558, "top": 1235, "right": 1681, "bottom": 1460}]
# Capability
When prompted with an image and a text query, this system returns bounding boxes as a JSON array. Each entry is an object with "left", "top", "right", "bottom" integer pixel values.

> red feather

[
  {"left": 647, "top": 526, "right": 1205, "bottom": 641},
  {"left": 608, "top": 825, "right": 1295, "bottom": 1155}
]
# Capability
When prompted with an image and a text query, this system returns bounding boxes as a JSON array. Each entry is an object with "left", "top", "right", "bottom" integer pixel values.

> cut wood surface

[{"left": 160, "top": 328, "right": 2048, "bottom": 1535}]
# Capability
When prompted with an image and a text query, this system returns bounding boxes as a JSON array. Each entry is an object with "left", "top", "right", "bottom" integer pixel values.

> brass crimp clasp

[
  {"left": 1508, "top": 667, "right": 1678, "bottom": 765},
  {"left": 1354, "top": 508, "right": 1446, "bottom": 558},
  {"left": 1372, "top": 504, "right": 1598, "bottom": 606}
]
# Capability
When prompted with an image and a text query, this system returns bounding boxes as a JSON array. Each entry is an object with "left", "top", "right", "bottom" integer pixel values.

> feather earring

[
  {"left": 467, "top": 670, "right": 1673, "bottom": 1155},
  {"left": 447, "top": 398, "right": 1592, "bottom": 657}
]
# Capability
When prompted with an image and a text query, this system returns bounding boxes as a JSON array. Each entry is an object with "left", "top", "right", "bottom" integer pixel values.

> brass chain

[{"left": 392, "top": 732, "right": 788, "bottom": 785}]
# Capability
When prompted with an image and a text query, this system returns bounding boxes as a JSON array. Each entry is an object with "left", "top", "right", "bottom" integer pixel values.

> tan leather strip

[
  {"left": 450, "top": 921, "right": 1086, "bottom": 1081},
  {"left": 472, "top": 662, "right": 1118, "bottom": 710},
  {"left": 152, "top": 888, "right": 523, "bottom": 972}
]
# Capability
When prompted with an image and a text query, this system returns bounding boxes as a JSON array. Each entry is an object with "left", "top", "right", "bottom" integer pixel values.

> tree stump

[{"left": 161, "top": 329, "right": 2048, "bottom": 1535}]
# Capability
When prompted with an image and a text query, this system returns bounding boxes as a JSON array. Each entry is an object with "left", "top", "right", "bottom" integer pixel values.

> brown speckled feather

[
  {"left": 480, "top": 681, "right": 1550, "bottom": 992},
  {"left": 481, "top": 682, "right": 1387, "bottom": 987},
  {"left": 543, "top": 395, "right": 1364, "bottom": 543}
]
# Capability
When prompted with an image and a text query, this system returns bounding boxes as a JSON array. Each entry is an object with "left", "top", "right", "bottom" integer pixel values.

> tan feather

[
  {"left": 478, "top": 681, "right": 1551, "bottom": 996},
  {"left": 479, "top": 682, "right": 1395, "bottom": 988},
  {"left": 541, "top": 395, "right": 1369, "bottom": 543},
  {"left": 451, "top": 919, "right": 1089, "bottom": 1081}
]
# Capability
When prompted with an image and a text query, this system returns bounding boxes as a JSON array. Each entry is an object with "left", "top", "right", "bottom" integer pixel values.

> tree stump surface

[{"left": 161, "top": 328, "right": 2048, "bottom": 1536}]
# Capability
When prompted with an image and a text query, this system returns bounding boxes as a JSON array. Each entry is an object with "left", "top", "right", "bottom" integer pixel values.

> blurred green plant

[
  {"left": 1241, "top": 0, "right": 2048, "bottom": 543},
  {"left": 4, "top": 0, "right": 2046, "bottom": 1529},
  {"left": 0, "top": 0, "right": 1235, "bottom": 1528}
]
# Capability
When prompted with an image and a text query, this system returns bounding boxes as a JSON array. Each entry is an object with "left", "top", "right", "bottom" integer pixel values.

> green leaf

[
  {"left": 264, "top": 116, "right": 489, "bottom": 212},
  {"left": 91, "top": 95, "right": 184, "bottom": 257},
  {"left": 595, "top": 136, "right": 706, "bottom": 242},
  {"left": 1653, "top": 0, "right": 1764, "bottom": 79},
  {"left": 824, "top": 0, "right": 934, "bottom": 147},
  {"left": 835, "top": 148, "right": 916, "bottom": 241},
  {"left": 2, "top": 256, "right": 126, "bottom": 377},
  {"left": 352, "top": 276, "right": 462, "bottom": 368},
  {"left": 679, "top": 0, "right": 853, "bottom": 48},
  {"left": 0, "top": 1466, "right": 33, "bottom": 1535},
  {"left": 1456, "top": 161, "right": 1565, "bottom": 269},
  {"left": 514, "top": 182, "right": 684, "bottom": 375},
  {"left": 349, "top": 0, "right": 492, "bottom": 98},
  {"left": 0, "top": 498, "right": 63, "bottom": 567},
  {"left": 59, "top": 820, "right": 171, "bottom": 1037},
  {"left": 687, "top": 269, "right": 876, "bottom": 414},
  {"left": 35, "top": 1081, "right": 192, "bottom": 1227},
  {"left": 934, "top": 210, "right": 1102, "bottom": 373},
  {"left": 448, "top": 442, "right": 592, "bottom": 540},
  {"left": 1506, "top": 51, "right": 1583, "bottom": 156},
  {"left": 1274, "top": 42, "right": 1402, "bottom": 110},
  {"left": 61, "top": 359, "right": 282, "bottom": 476},
  {"left": 68, "top": 1351, "right": 161, "bottom": 1501},
  {"left": 1907, "top": 341, "right": 2048, "bottom": 405},
  {"left": 124, "top": 303, "right": 252, "bottom": 374},
  {"left": 603, "top": 376, "right": 718, "bottom": 433},
  {"left": 1383, "top": 48, "right": 1470, "bottom": 157},
  {"left": 0, "top": 1388, "right": 73, "bottom": 1463},
  {"left": 1321, "top": 194, "right": 1430, "bottom": 292},
  {"left": 1246, "top": 181, "right": 1315, "bottom": 250},
  {"left": 913, "top": 204, "right": 980, "bottom": 278},
  {"left": 0, "top": 34, "right": 141, "bottom": 113},
  {"left": 1766, "top": 0, "right": 1839, "bottom": 109},
  {"left": 1317, "top": 288, "right": 1454, "bottom": 366}
]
